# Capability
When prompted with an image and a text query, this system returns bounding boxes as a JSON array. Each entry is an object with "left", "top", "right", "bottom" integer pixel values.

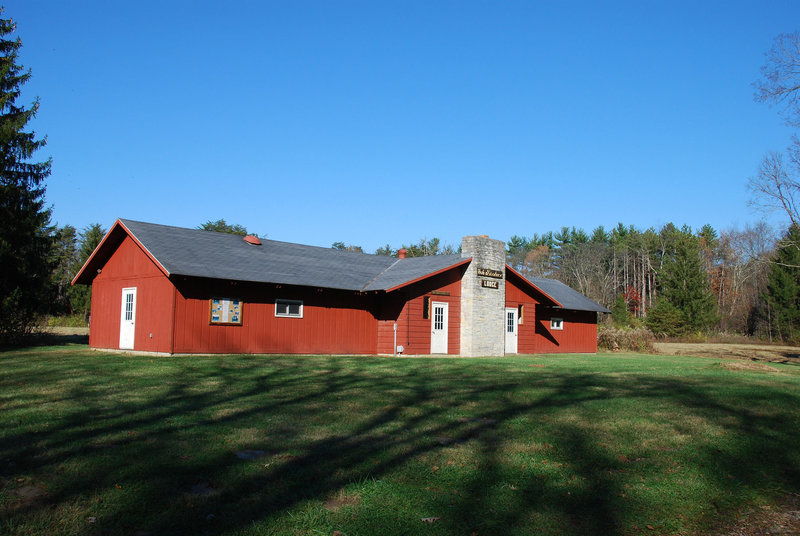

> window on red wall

[{"left": 275, "top": 299, "right": 303, "bottom": 318}]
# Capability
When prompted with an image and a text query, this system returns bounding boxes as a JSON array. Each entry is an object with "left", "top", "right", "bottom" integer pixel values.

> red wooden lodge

[{"left": 72, "top": 220, "right": 609, "bottom": 356}]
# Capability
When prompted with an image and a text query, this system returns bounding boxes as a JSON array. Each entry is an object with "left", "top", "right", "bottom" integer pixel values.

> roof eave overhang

[
  {"left": 504, "top": 265, "right": 563, "bottom": 308},
  {"left": 547, "top": 305, "right": 610, "bottom": 313},
  {"left": 383, "top": 258, "right": 472, "bottom": 293}
]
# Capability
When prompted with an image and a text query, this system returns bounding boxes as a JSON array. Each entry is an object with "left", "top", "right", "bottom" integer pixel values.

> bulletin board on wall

[{"left": 209, "top": 298, "right": 243, "bottom": 325}]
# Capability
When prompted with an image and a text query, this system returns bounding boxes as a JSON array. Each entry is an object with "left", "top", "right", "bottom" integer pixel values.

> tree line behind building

[{"left": 326, "top": 220, "right": 799, "bottom": 343}]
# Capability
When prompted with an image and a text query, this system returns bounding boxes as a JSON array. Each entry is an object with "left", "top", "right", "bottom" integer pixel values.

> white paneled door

[
  {"left": 119, "top": 287, "right": 137, "bottom": 350},
  {"left": 430, "top": 302, "right": 448, "bottom": 354},
  {"left": 505, "top": 307, "right": 518, "bottom": 354}
]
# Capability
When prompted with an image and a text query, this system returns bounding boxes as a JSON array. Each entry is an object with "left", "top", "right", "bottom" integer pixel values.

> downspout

[{"left": 170, "top": 284, "right": 177, "bottom": 354}]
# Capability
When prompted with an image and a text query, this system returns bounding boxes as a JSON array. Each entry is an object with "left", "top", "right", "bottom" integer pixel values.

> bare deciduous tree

[
  {"left": 755, "top": 32, "right": 800, "bottom": 127},
  {"left": 751, "top": 32, "right": 800, "bottom": 234},
  {"left": 717, "top": 223, "right": 774, "bottom": 333},
  {"left": 748, "top": 149, "right": 800, "bottom": 227}
]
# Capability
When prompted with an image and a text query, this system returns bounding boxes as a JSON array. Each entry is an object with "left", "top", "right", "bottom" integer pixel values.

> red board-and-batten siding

[
  {"left": 89, "top": 235, "right": 175, "bottom": 353},
  {"left": 172, "top": 280, "right": 378, "bottom": 354},
  {"left": 89, "top": 232, "right": 466, "bottom": 355},
  {"left": 87, "top": 228, "right": 598, "bottom": 355},
  {"left": 376, "top": 267, "right": 465, "bottom": 355},
  {"left": 505, "top": 270, "right": 599, "bottom": 354}
]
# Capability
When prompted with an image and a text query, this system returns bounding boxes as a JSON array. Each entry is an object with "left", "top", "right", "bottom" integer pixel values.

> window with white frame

[
  {"left": 275, "top": 299, "right": 303, "bottom": 318},
  {"left": 550, "top": 317, "right": 563, "bottom": 330}
]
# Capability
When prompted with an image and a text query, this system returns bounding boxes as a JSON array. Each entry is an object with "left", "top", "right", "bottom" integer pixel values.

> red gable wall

[
  {"left": 376, "top": 266, "right": 465, "bottom": 355},
  {"left": 88, "top": 235, "right": 175, "bottom": 353}
]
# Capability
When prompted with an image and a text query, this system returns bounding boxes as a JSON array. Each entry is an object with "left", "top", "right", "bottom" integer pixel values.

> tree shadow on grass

[{"left": 1, "top": 353, "right": 799, "bottom": 535}]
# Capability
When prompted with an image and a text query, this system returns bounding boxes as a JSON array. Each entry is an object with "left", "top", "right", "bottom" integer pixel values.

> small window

[
  {"left": 276, "top": 299, "right": 303, "bottom": 318},
  {"left": 423, "top": 296, "right": 430, "bottom": 319},
  {"left": 518, "top": 304, "right": 524, "bottom": 325},
  {"left": 550, "top": 317, "right": 563, "bottom": 330},
  {"left": 125, "top": 292, "right": 135, "bottom": 321},
  {"left": 433, "top": 303, "right": 445, "bottom": 330}
]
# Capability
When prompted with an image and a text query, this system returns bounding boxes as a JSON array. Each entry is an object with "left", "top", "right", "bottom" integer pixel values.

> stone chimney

[{"left": 460, "top": 235, "right": 506, "bottom": 357}]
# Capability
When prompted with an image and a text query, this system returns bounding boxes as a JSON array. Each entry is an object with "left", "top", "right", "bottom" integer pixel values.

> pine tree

[
  {"left": 764, "top": 224, "right": 800, "bottom": 342},
  {"left": 198, "top": 219, "right": 248, "bottom": 236},
  {"left": 0, "top": 12, "right": 53, "bottom": 344},
  {"left": 610, "top": 294, "right": 630, "bottom": 326},
  {"left": 68, "top": 223, "right": 105, "bottom": 323},
  {"left": 659, "top": 229, "right": 717, "bottom": 332},
  {"left": 50, "top": 224, "right": 78, "bottom": 315},
  {"left": 645, "top": 299, "right": 686, "bottom": 337}
]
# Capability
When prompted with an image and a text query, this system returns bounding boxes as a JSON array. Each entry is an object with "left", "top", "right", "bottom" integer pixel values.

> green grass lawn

[{"left": 1, "top": 344, "right": 799, "bottom": 536}]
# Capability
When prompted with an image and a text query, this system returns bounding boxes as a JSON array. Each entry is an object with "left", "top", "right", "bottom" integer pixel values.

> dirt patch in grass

[
  {"left": 717, "top": 361, "right": 781, "bottom": 373},
  {"left": 184, "top": 481, "right": 219, "bottom": 497},
  {"left": 9, "top": 484, "right": 47, "bottom": 500},
  {"left": 6, "top": 484, "right": 48, "bottom": 511},
  {"left": 719, "top": 496, "right": 800, "bottom": 536},
  {"left": 323, "top": 491, "right": 360, "bottom": 512},
  {"left": 654, "top": 342, "right": 800, "bottom": 364}
]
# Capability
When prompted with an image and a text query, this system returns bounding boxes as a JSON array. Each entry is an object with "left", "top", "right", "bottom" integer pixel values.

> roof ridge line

[{"left": 360, "top": 257, "right": 403, "bottom": 291}]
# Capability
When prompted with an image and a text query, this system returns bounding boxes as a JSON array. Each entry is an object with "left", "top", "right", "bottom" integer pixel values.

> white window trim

[
  {"left": 550, "top": 317, "right": 564, "bottom": 330},
  {"left": 275, "top": 299, "right": 303, "bottom": 318}
]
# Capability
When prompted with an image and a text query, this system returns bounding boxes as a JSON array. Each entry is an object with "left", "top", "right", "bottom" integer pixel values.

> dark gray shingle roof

[
  {"left": 363, "top": 254, "right": 466, "bottom": 291},
  {"left": 527, "top": 276, "right": 610, "bottom": 313},
  {"left": 95, "top": 220, "right": 606, "bottom": 312},
  {"left": 119, "top": 219, "right": 467, "bottom": 292}
]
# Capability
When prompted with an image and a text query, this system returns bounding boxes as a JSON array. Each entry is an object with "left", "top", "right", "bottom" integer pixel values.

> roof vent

[
  {"left": 243, "top": 235, "right": 262, "bottom": 245},
  {"left": 398, "top": 248, "right": 407, "bottom": 259}
]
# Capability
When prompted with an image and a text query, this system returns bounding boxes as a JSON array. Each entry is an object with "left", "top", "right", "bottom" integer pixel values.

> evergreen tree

[
  {"left": 645, "top": 299, "right": 686, "bottom": 337},
  {"left": 68, "top": 223, "right": 105, "bottom": 323},
  {"left": 400, "top": 237, "right": 457, "bottom": 257},
  {"left": 0, "top": 13, "right": 53, "bottom": 344},
  {"left": 764, "top": 224, "right": 800, "bottom": 341},
  {"left": 50, "top": 224, "right": 78, "bottom": 315},
  {"left": 590, "top": 225, "right": 609, "bottom": 244},
  {"left": 375, "top": 244, "right": 394, "bottom": 256},
  {"left": 198, "top": 219, "right": 248, "bottom": 235},
  {"left": 659, "top": 230, "right": 717, "bottom": 331},
  {"left": 506, "top": 235, "right": 532, "bottom": 271},
  {"left": 331, "top": 241, "right": 364, "bottom": 253},
  {"left": 610, "top": 294, "right": 630, "bottom": 326}
]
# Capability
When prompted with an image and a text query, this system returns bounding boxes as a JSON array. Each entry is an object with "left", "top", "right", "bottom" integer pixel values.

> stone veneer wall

[{"left": 460, "top": 235, "right": 506, "bottom": 357}]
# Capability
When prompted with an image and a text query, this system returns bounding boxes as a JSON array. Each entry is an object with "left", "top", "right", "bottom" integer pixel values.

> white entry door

[
  {"left": 119, "top": 287, "right": 137, "bottom": 350},
  {"left": 430, "top": 302, "right": 448, "bottom": 354},
  {"left": 505, "top": 307, "right": 518, "bottom": 354}
]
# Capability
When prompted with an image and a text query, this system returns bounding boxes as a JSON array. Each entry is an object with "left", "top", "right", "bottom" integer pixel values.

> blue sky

[{"left": 6, "top": 0, "right": 799, "bottom": 251}]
